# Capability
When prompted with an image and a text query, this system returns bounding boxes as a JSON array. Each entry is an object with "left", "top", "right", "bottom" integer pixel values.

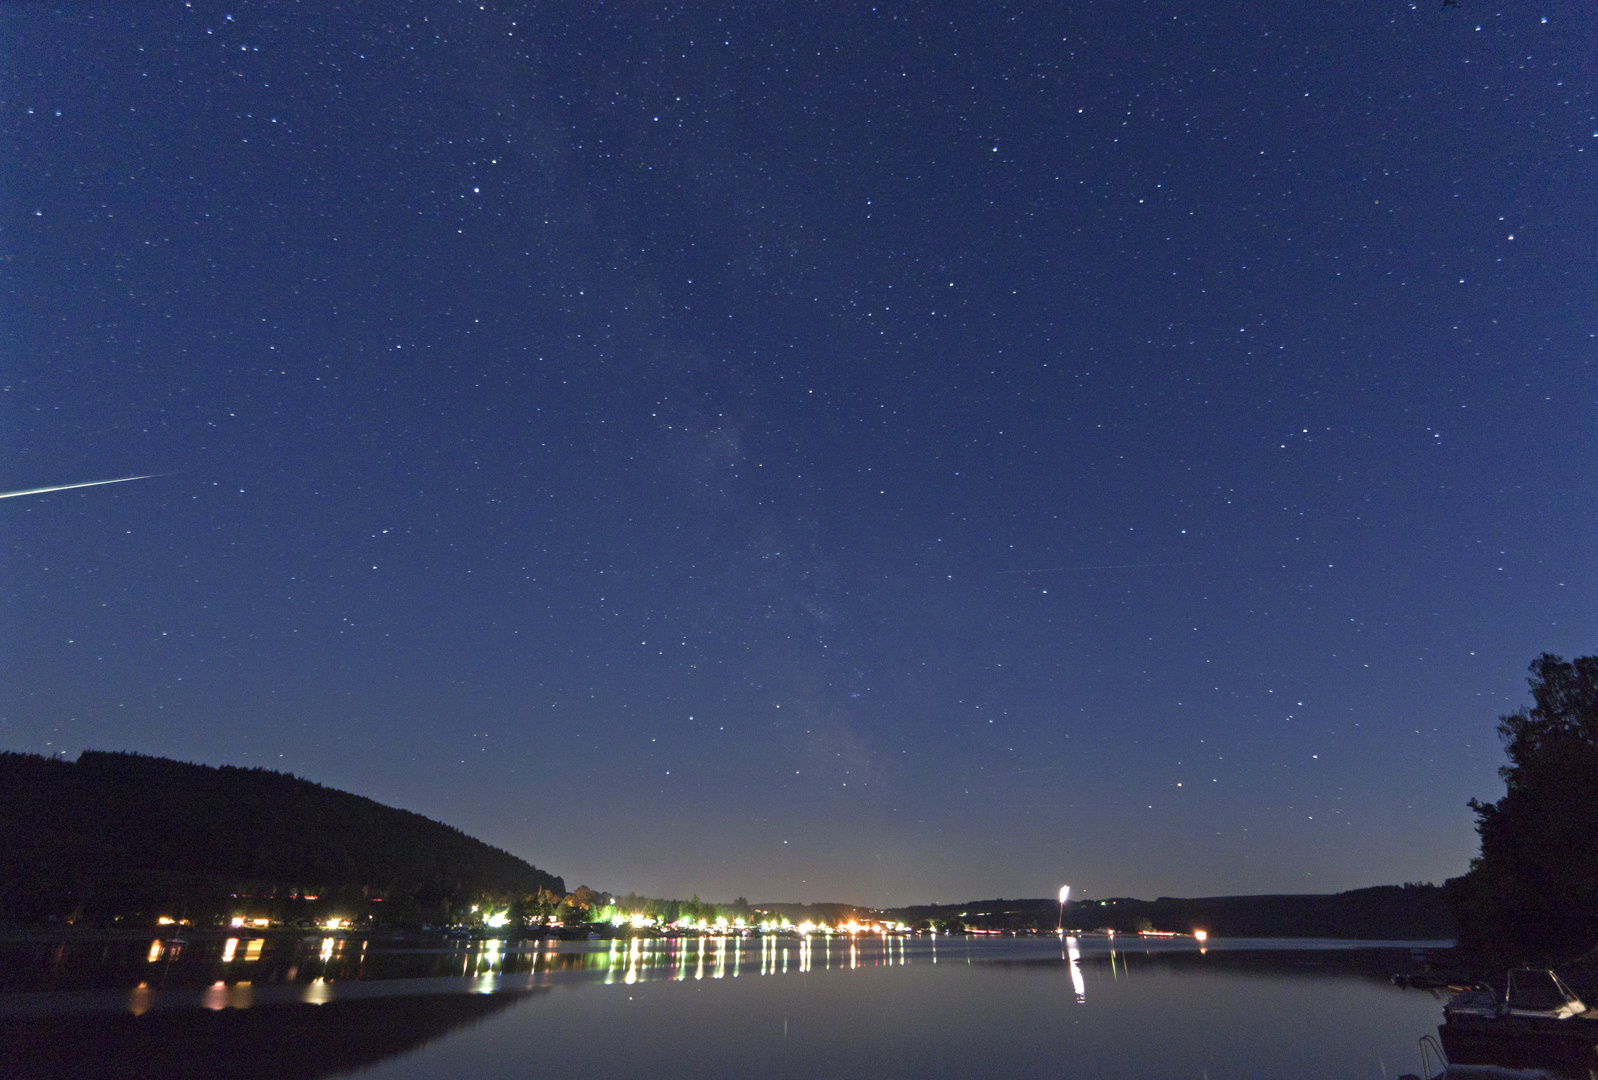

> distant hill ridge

[
  {"left": 888, "top": 884, "right": 1454, "bottom": 940},
  {"left": 0, "top": 750, "right": 563, "bottom": 927}
]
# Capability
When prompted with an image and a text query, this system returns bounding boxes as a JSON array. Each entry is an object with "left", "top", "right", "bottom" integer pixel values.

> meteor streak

[{"left": 0, "top": 474, "right": 160, "bottom": 500}]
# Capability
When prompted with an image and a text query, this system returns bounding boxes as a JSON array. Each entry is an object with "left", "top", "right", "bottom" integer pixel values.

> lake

[{"left": 0, "top": 933, "right": 1478, "bottom": 1079}]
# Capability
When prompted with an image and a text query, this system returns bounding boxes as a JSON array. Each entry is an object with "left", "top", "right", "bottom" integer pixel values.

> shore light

[
  {"left": 1194, "top": 930, "right": 1208, "bottom": 943},
  {"left": 1058, "top": 885, "right": 1071, "bottom": 932}
]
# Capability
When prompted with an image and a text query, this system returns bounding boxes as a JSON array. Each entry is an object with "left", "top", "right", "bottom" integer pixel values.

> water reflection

[
  {"left": 4, "top": 987, "right": 534, "bottom": 1080},
  {"left": 1065, "top": 936, "right": 1086, "bottom": 1003},
  {"left": 6, "top": 931, "right": 997, "bottom": 1016},
  {"left": 16, "top": 933, "right": 1473, "bottom": 1006},
  {"left": 4, "top": 938, "right": 1499, "bottom": 1080}
]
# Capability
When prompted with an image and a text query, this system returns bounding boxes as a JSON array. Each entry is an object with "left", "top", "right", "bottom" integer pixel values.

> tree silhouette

[{"left": 1448, "top": 654, "right": 1598, "bottom": 963}]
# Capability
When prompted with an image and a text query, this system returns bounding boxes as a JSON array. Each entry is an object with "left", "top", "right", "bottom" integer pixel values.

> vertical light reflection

[
  {"left": 781, "top": 943, "right": 788, "bottom": 975},
  {"left": 128, "top": 983, "right": 153, "bottom": 1015},
  {"left": 245, "top": 938, "right": 264, "bottom": 962},
  {"left": 625, "top": 937, "right": 640, "bottom": 985},
  {"left": 303, "top": 978, "right": 331, "bottom": 1004},
  {"left": 713, "top": 936, "right": 726, "bottom": 979},
  {"left": 799, "top": 935, "right": 811, "bottom": 974},
  {"left": 849, "top": 939, "right": 858, "bottom": 970},
  {"left": 319, "top": 938, "right": 334, "bottom": 963},
  {"left": 604, "top": 940, "right": 619, "bottom": 985},
  {"left": 733, "top": 935, "right": 742, "bottom": 978},
  {"left": 695, "top": 938, "right": 706, "bottom": 981},
  {"left": 203, "top": 981, "right": 229, "bottom": 1011},
  {"left": 1066, "top": 937, "right": 1086, "bottom": 1003},
  {"left": 221, "top": 938, "right": 238, "bottom": 963},
  {"left": 146, "top": 940, "right": 163, "bottom": 963}
]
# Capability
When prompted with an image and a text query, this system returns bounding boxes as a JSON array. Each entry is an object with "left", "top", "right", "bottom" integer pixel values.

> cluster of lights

[
  {"left": 589, "top": 910, "right": 914, "bottom": 936},
  {"left": 219, "top": 914, "right": 351, "bottom": 930}
]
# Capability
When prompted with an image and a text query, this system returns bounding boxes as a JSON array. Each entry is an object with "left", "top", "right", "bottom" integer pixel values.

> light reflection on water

[
  {"left": 2, "top": 937, "right": 1470, "bottom": 1080},
  {"left": 355, "top": 938, "right": 1453, "bottom": 1080},
  {"left": 8, "top": 931, "right": 998, "bottom": 1014}
]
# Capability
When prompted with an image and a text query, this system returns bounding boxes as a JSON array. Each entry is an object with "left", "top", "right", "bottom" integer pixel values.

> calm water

[{"left": 1, "top": 934, "right": 1469, "bottom": 1079}]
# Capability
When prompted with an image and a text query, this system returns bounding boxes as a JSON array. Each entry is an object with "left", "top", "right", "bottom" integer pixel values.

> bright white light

[
  {"left": 485, "top": 912, "right": 509, "bottom": 929},
  {"left": 1059, "top": 885, "right": 1071, "bottom": 903}
]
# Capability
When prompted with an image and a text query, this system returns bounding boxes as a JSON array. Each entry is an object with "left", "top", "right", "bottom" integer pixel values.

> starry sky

[{"left": 2, "top": 0, "right": 1594, "bottom": 908}]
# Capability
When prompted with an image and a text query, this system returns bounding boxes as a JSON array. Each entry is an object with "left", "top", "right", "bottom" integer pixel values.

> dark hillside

[{"left": 0, "top": 751, "right": 563, "bottom": 928}]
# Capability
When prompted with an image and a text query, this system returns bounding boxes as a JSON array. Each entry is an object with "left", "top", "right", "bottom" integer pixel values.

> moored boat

[{"left": 1439, "top": 969, "right": 1598, "bottom": 1074}]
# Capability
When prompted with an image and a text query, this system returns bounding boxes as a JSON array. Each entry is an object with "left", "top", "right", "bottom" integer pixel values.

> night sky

[{"left": 2, "top": 1, "right": 1593, "bottom": 908}]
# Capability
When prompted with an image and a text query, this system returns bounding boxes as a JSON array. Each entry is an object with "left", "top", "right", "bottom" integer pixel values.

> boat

[{"left": 1439, "top": 969, "right": 1598, "bottom": 1074}]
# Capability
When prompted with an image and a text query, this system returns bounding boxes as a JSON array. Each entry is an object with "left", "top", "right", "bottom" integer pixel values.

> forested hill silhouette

[{"left": 0, "top": 750, "right": 563, "bottom": 928}]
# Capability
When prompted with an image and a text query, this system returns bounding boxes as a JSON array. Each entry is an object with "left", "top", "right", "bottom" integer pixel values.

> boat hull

[{"left": 1440, "top": 1017, "right": 1598, "bottom": 1075}]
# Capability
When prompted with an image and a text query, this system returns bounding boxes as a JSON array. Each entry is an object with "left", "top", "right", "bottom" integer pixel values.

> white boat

[
  {"left": 1443, "top": 969, "right": 1592, "bottom": 1025},
  {"left": 1439, "top": 969, "right": 1598, "bottom": 1074}
]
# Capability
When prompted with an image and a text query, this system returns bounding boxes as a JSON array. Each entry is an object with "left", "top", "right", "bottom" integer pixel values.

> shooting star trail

[
  {"left": 0, "top": 475, "right": 161, "bottom": 500},
  {"left": 1001, "top": 561, "right": 1204, "bottom": 574}
]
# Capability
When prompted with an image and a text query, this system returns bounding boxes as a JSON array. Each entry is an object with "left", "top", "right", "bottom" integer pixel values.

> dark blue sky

[{"left": 2, "top": 0, "right": 1593, "bottom": 906}]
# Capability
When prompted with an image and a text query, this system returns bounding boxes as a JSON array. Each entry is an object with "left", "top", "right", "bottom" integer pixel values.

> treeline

[
  {"left": 888, "top": 884, "right": 1455, "bottom": 939},
  {"left": 605, "top": 892, "right": 754, "bottom": 926},
  {"left": 0, "top": 751, "right": 563, "bottom": 929},
  {"left": 1446, "top": 654, "right": 1598, "bottom": 966}
]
